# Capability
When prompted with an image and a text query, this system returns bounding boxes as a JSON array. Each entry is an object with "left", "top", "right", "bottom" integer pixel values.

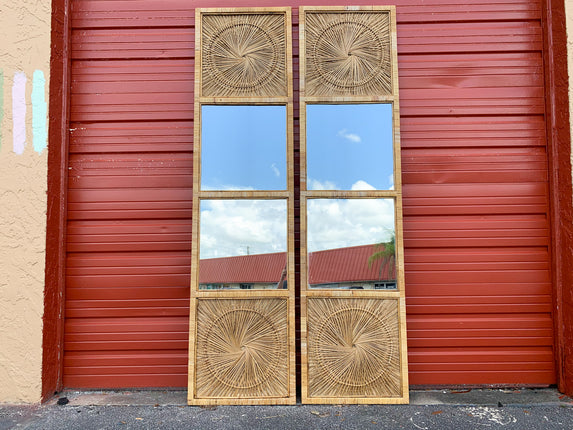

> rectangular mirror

[
  {"left": 306, "top": 104, "right": 394, "bottom": 191},
  {"left": 199, "top": 199, "right": 287, "bottom": 290},
  {"left": 307, "top": 198, "right": 396, "bottom": 290},
  {"left": 201, "top": 105, "right": 287, "bottom": 190}
]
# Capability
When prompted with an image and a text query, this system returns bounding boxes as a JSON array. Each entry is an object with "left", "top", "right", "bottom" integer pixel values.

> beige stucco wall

[{"left": 0, "top": 2, "right": 51, "bottom": 403}]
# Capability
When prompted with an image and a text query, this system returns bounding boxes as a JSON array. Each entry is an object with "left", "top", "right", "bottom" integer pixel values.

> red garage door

[{"left": 64, "top": 0, "right": 554, "bottom": 388}]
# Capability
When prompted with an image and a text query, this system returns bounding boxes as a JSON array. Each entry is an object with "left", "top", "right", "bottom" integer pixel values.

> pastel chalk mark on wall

[
  {"left": 12, "top": 72, "right": 26, "bottom": 155},
  {"left": 32, "top": 70, "right": 47, "bottom": 153}
]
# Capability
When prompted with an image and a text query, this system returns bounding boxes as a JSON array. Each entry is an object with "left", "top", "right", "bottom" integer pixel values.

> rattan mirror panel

[
  {"left": 300, "top": 6, "right": 408, "bottom": 404},
  {"left": 189, "top": 8, "right": 295, "bottom": 405}
]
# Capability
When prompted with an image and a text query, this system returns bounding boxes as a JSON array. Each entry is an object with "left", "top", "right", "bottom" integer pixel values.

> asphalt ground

[{"left": 1, "top": 388, "right": 572, "bottom": 429}]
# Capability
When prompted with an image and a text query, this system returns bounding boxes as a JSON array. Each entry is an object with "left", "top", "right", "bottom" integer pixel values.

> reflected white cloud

[
  {"left": 308, "top": 177, "right": 394, "bottom": 191},
  {"left": 271, "top": 163, "right": 280, "bottom": 177},
  {"left": 351, "top": 180, "right": 376, "bottom": 191},
  {"left": 199, "top": 181, "right": 394, "bottom": 258},
  {"left": 307, "top": 196, "right": 395, "bottom": 253},
  {"left": 201, "top": 185, "right": 256, "bottom": 191},
  {"left": 307, "top": 178, "right": 337, "bottom": 190},
  {"left": 337, "top": 128, "right": 362, "bottom": 143},
  {"left": 200, "top": 200, "right": 287, "bottom": 259}
]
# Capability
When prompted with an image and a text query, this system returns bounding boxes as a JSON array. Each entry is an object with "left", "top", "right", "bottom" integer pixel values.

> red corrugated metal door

[
  {"left": 64, "top": 1, "right": 195, "bottom": 386},
  {"left": 64, "top": 0, "right": 554, "bottom": 388},
  {"left": 397, "top": 1, "right": 553, "bottom": 384}
]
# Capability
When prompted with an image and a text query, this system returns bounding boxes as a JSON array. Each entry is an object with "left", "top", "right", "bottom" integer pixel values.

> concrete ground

[{"left": 1, "top": 388, "right": 572, "bottom": 429}]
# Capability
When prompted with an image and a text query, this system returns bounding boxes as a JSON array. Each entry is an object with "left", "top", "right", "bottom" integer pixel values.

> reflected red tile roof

[
  {"left": 308, "top": 244, "right": 395, "bottom": 285},
  {"left": 198, "top": 244, "right": 394, "bottom": 284},
  {"left": 199, "top": 252, "right": 286, "bottom": 283}
]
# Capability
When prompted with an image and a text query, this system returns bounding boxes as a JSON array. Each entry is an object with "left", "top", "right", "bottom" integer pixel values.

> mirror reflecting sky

[
  {"left": 307, "top": 198, "right": 395, "bottom": 253},
  {"left": 307, "top": 198, "right": 396, "bottom": 290},
  {"left": 201, "top": 105, "right": 287, "bottom": 190},
  {"left": 200, "top": 199, "right": 287, "bottom": 259},
  {"left": 307, "top": 104, "right": 394, "bottom": 190}
]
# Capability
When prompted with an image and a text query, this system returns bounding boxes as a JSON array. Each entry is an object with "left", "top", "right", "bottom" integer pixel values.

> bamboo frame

[
  {"left": 188, "top": 8, "right": 295, "bottom": 405},
  {"left": 299, "top": 6, "right": 409, "bottom": 404}
]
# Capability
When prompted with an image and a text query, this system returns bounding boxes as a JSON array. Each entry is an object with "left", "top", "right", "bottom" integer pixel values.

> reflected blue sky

[
  {"left": 307, "top": 104, "right": 394, "bottom": 190},
  {"left": 201, "top": 105, "right": 287, "bottom": 190}
]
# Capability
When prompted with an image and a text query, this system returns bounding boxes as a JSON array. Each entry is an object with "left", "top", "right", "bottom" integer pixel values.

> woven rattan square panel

[
  {"left": 195, "top": 298, "right": 289, "bottom": 399},
  {"left": 200, "top": 12, "right": 288, "bottom": 97},
  {"left": 303, "top": 10, "right": 392, "bottom": 97},
  {"left": 306, "top": 297, "right": 402, "bottom": 399}
]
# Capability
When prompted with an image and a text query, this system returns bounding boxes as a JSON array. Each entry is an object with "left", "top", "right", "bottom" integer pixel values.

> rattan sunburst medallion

[
  {"left": 195, "top": 298, "right": 289, "bottom": 398},
  {"left": 307, "top": 298, "right": 401, "bottom": 398},
  {"left": 304, "top": 11, "right": 392, "bottom": 96},
  {"left": 201, "top": 13, "right": 287, "bottom": 97}
]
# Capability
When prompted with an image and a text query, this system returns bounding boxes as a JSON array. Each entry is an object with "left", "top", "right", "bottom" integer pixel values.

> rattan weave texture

[
  {"left": 307, "top": 298, "right": 401, "bottom": 398},
  {"left": 195, "top": 298, "right": 289, "bottom": 399},
  {"left": 202, "top": 13, "right": 287, "bottom": 97},
  {"left": 305, "top": 11, "right": 391, "bottom": 96}
]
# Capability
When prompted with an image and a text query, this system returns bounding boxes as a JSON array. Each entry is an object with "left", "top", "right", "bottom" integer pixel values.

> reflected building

[
  {"left": 199, "top": 252, "right": 287, "bottom": 290},
  {"left": 199, "top": 244, "right": 396, "bottom": 290}
]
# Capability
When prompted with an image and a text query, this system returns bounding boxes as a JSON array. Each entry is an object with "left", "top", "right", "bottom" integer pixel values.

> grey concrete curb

[{"left": 43, "top": 387, "right": 572, "bottom": 407}]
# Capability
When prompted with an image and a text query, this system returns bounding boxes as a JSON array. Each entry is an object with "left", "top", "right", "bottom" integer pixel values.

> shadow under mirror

[
  {"left": 307, "top": 198, "right": 396, "bottom": 290},
  {"left": 306, "top": 104, "right": 394, "bottom": 191},
  {"left": 201, "top": 105, "right": 287, "bottom": 191},
  {"left": 199, "top": 199, "right": 288, "bottom": 290}
]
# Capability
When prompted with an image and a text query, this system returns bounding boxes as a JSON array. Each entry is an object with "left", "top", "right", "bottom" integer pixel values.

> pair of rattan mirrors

[{"left": 189, "top": 6, "right": 408, "bottom": 405}]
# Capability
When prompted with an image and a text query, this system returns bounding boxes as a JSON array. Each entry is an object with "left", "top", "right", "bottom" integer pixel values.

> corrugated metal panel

[
  {"left": 70, "top": 60, "right": 194, "bottom": 121},
  {"left": 64, "top": 0, "right": 554, "bottom": 388}
]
